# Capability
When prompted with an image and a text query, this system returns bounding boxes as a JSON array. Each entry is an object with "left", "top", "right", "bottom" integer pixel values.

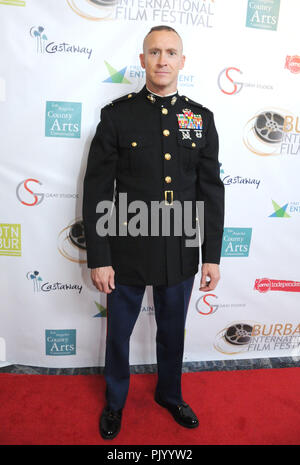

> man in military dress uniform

[{"left": 83, "top": 25, "right": 224, "bottom": 439}]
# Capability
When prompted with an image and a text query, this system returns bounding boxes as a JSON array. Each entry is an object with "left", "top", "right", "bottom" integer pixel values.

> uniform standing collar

[{"left": 141, "top": 85, "right": 179, "bottom": 107}]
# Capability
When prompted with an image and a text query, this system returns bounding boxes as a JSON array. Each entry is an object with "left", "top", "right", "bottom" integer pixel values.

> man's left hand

[{"left": 200, "top": 263, "right": 220, "bottom": 292}]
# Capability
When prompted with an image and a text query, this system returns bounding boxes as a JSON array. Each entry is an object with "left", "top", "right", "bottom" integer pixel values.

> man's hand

[
  {"left": 91, "top": 266, "right": 115, "bottom": 294},
  {"left": 200, "top": 263, "right": 220, "bottom": 292}
]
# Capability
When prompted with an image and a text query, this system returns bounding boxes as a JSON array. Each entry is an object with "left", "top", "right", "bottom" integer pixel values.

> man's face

[{"left": 139, "top": 30, "right": 185, "bottom": 95}]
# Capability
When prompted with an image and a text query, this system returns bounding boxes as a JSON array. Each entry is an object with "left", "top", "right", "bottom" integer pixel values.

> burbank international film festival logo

[
  {"left": 30, "top": 26, "right": 92, "bottom": 59},
  {"left": 214, "top": 321, "right": 300, "bottom": 356},
  {"left": 45, "top": 329, "right": 76, "bottom": 356},
  {"left": 246, "top": 0, "right": 281, "bottom": 31},
  {"left": 16, "top": 178, "right": 78, "bottom": 206},
  {"left": 67, "top": 0, "right": 216, "bottom": 27},
  {"left": 26, "top": 270, "right": 83, "bottom": 294},
  {"left": 45, "top": 101, "right": 82, "bottom": 138},
  {"left": 0, "top": 223, "right": 21, "bottom": 257},
  {"left": 217, "top": 66, "right": 273, "bottom": 95},
  {"left": 243, "top": 108, "right": 300, "bottom": 156}
]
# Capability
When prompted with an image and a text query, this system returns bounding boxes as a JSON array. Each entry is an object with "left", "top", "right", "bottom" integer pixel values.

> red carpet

[{"left": 0, "top": 367, "right": 299, "bottom": 445}]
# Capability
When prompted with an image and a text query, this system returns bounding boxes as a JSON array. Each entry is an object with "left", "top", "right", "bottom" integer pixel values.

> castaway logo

[
  {"left": 196, "top": 294, "right": 246, "bottom": 316},
  {"left": 45, "top": 101, "right": 82, "bottom": 138},
  {"left": 217, "top": 67, "right": 273, "bottom": 95},
  {"left": 221, "top": 228, "right": 252, "bottom": 258},
  {"left": 67, "top": 0, "right": 215, "bottom": 27},
  {"left": 58, "top": 219, "right": 87, "bottom": 264},
  {"left": 45, "top": 329, "right": 76, "bottom": 356},
  {"left": 16, "top": 178, "right": 78, "bottom": 206},
  {"left": 246, "top": 0, "right": 281, "bottom": 31},
  {"left": 220, "top": 164, "right": 261, "bottom": 189},
  {"left": 27, "top": 270, "right": 83, "bottom": 294},
  {"left": 285, "top": 55, "right": 300, "bottom": 75},
  {"left": 0, "top": 0, "right": 25, "bottom": 6},
  {"left": 243, "top": 108, "right": 300, "bottom": 156},
  {"left": 30, "top": 26, "right": 92, "bottom": 59},
  {"left": 269, "top": 199, "right": 300, "bottom": 217},
  {"left": 254, "top": 278, "right": 300, "bottom": 293},
  {"left": 0, "top": 223, "right": 21, "bottom": 257},
  {"left": 214, "top": 321, "right": 300, "bottom": 355}
]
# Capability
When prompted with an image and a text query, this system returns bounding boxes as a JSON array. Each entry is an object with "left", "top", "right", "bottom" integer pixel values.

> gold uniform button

[
  {"left": 131, "top": 142, "right": 137, "bottom": 147},
  {"left": 165, "top": 176, "right": 172, "bottom": 184},
  {"left": 163, "top": 129, "right": 170, "bottom": 136},
  {"left": 162, "top": 108, "right": 168, "bottom": 115},
  {"left": 164, "top": 153, "right": 171, "bottom": 160},
  {"left": 191, "top": 142, "right": 196, "bottom": 148},
  {"left": 185, "top": 97, "right": 189, "bottom": 101},
  {"left": 128, "top": 94, "right": 132, "bottom": 98}
]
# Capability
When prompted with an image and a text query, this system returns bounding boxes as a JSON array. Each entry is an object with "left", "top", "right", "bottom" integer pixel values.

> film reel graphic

[
  {"left": 66, "top": 0, "right": 118, "bottom": 20},
  {"left": 57, "top": 219, "right": 87, "bottom": 263},
  {"left": 213, "top": 322, "right": 256, "bottom": 355},
  {"left": 243, "top": 109, "right": 287, "bottom": 156}
]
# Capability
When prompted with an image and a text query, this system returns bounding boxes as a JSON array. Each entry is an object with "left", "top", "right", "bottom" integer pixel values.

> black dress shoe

[
  {"left": 99, "top": 406, "right": 123, "bottom": 439},
  {"left": 155, "top": 394, "right": 199, "bottom": 428}
]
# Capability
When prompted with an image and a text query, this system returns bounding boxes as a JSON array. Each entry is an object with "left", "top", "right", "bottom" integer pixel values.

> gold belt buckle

[{"left": 164, "top": 190, "right": 173, "bottom": 205}]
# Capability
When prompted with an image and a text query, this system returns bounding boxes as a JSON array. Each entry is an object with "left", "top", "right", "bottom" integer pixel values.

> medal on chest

[{"left": 176, "top": 109, "right": 203, "bottom": 140}]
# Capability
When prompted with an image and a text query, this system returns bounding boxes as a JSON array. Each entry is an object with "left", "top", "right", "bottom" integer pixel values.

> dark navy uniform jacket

[{"left": 83, "top": 85, "right": 224, "bottom": 286}]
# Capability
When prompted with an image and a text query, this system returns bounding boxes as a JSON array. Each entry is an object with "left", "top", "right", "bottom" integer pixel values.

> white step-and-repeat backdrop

[{"left": 1, "top": 0, "right": 299, "bottom": 367}]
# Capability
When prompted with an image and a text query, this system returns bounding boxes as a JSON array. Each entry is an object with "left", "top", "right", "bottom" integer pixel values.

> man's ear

[
  {"left": 180, "top": 54, "right": 186, "bottom": 70},
  {"left": 139, "top": 53, "right": 145, "bottom": 69}
]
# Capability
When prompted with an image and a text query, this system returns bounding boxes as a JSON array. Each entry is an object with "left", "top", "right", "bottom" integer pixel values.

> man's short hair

[{"left": 143, "top": 25, "right": 182, "bottom": 52}]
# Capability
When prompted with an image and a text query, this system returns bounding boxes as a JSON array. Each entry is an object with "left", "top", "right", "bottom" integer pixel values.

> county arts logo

[
  {"left": 45, "top": 101, "right": 82, "bottom": 138},
  {"left": 254, "top": 278, "right": 300, "bottom": 293},
  {"left": 221, "top": 228, "right": 252, "bottom": 258},
  {"left": 30, "top": 26, "right": 92, "bottom": 59},
  {"left": 246, "top": 0, "right": 281, "bottom": 31},
  {"left": 285, "top": 55, "right": 300, "bottom": 75},
  {"left": 243, "top": 108, "right": 300, "bottom": 156},
  {"left": 45, "top": 329, "right": 76, "bottom": 356},
  {"left": 217, "top": 67, "right": 273, "bottom": 95},
  {"left": 214, "top": 321, "right": 300, "bottom": 355},
  {"left": 67, "top": 0, "right": 216, "bottom": 27}
]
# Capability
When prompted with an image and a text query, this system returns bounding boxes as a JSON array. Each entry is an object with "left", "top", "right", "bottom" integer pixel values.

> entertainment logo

[
  {"left": 268, "top": 199, "right": 300, "bottom": 218},
  {"left": 243, "top": 108, "right": 300, "bottom": 156},
  {"left": 30, "top": 26, "right": 92, "bottom": 59},
  {"left": 214, "top": 321, "right": 300, "bottom": 355},
  {"left": 0, "top": 223, "right": 21, "bottom": 257},
  {"left": 58, "top": 218, "right": 87, "bottom": 264},
  {"left": 45, "top": 101, "right": 82, "bottom": 138},
  {"left": 45, "top": 329, "right": 76, "bottom": 356},
  {"left": 246, "top": 0, "right": 281, "bottom": 31}
]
